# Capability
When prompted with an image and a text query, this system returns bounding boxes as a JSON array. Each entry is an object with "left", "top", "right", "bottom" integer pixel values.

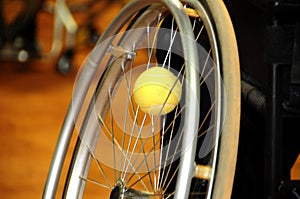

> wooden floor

[
  {"left": 0, "top": 1, "right": 299, "bottom": 199},
  {"left": 0, "top": 1, "right": 122, "bottom": 198}
]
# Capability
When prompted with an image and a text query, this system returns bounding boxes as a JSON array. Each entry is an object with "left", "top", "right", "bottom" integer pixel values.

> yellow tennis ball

[{"left": 133, "top": 67, "right": 182, "bottom": 115}]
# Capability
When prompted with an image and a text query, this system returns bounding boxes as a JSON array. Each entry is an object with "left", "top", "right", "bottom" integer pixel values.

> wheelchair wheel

[{"left": 48, "top": 0, "right": 240, "bottom": 198}]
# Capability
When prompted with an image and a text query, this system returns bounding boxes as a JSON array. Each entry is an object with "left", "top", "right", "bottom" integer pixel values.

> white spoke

[
  {"left": 80, "top": 176, "right": 111, "bottom": 190},
  {"left": 108, "top": 88, "right": 117, "bottom": 182}
]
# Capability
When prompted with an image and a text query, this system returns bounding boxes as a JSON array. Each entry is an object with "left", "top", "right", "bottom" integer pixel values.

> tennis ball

[{"left": 133, "top": 67, "right": 182, "bottom": 115}]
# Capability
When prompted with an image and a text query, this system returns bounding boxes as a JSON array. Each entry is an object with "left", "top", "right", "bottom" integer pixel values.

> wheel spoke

[{"left": 79, "top": 176, "right": 111, "bottom": 189}]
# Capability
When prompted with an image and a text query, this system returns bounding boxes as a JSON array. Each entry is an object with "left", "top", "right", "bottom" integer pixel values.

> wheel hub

[
  {"left": 110, "top": 186, "right": 121, "bottom": 199},
  {"left": 110, "top": 180, "right": 124, "bottom": 199},
  {"left": 109, "top": 180, "right": 158, "bottom": 198}
]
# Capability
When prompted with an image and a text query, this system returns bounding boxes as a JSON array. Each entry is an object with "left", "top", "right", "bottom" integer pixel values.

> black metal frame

[{"left": 225, "top": 0, "right": 300, "bottom": 198}]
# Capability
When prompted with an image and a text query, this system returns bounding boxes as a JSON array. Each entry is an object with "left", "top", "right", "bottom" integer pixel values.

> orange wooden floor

[
  {"left": 0, "top": 1, "right": 122, "bottom": 198},
  {"left": 0, "top": 1, "right": 299, "bottom": 199}
]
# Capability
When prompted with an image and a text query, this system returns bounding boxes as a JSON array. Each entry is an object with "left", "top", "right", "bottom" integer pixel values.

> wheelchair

[{"left": 42, "top": 0, "right": 241, "bottom": 198}]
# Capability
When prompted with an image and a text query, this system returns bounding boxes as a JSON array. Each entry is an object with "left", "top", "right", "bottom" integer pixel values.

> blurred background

[
  {"left": 0, "top": 0, "right": 124, "bottom": 198},
  {"left": 0, "top": 0, "right": 299, "bottom": 198}
]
